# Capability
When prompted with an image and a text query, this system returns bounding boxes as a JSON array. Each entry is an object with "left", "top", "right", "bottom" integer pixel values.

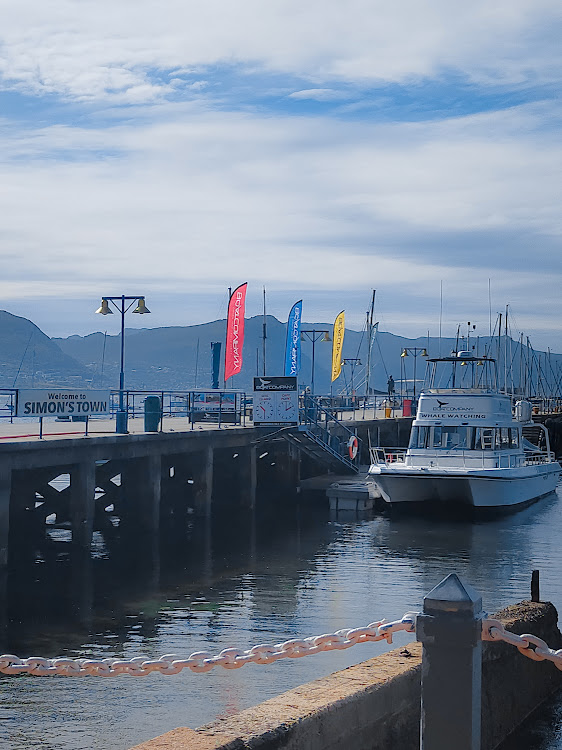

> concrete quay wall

[{"left": 131, "top": 601, "right": 562, "bottom": 750}]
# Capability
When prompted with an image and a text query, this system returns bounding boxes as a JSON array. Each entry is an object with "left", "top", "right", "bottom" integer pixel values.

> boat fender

[{"left": 347, "top": 436, "right": 359, "bottom": 460}]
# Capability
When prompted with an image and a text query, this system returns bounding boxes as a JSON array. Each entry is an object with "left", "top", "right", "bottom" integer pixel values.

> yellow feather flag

[{"left": 331, "top": 310, "right": 345, "bottom": 382}]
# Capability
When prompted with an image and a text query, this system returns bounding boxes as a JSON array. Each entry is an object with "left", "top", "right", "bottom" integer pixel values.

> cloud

[
  {"left": 0, "top": 99, "right": 561, "bottom": 346},
  {"left": 288, "top": 89, "right": 353, "bottom": 101},
  {"left": 0, "top": 0, "right": 560, "bottom": 102},
  {"left": 0, "top": 1, "right": 561, "bottom": 348}
]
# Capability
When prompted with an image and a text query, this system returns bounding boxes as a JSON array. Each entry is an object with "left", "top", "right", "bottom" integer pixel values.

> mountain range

[{"left": 1, "top": 309, "right": 560, "bottom": 397}]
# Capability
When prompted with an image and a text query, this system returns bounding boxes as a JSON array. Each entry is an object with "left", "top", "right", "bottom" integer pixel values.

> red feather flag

[{"left": 224, "top": 283, "right": 248, "bottom": 382}]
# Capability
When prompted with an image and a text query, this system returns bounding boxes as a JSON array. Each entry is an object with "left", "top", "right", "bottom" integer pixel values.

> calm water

[{"left": 2, "top": 486, "right": 562, "bottom": 749}]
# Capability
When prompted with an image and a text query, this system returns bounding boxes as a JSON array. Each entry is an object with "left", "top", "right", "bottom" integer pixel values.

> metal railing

[
  {"left": 370, "top": 447, "right": 557, "bottom": 469},
  {"left": 0, "top": 389, "right": 248, "bottom": 431},
  {"left": 109, "top": 389, "right": 248, "bottom": 429},
  {"left": 300, "top": 395, "right": 362, "bottom": 469},
  {"left": 0, "top": 390, "right": 17, "bottom": 422}
]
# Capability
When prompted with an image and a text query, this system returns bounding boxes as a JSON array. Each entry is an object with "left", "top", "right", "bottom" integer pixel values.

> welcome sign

[{"left": 16, "top": 389, "right": 110, "bottom": 417}]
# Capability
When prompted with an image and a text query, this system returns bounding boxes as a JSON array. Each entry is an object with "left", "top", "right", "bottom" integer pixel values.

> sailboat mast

[
  {"left": 497, "top": 312, "right": 502, "bottom": 391},
  {"left": 194, "top": 337, "right": 200, "bottom": 388},
  {"left": 365, "top": 290, "right": 376, "bottom": 399},
  {"left": 504, "top": 305, "right": 508, "bottom": 394}
]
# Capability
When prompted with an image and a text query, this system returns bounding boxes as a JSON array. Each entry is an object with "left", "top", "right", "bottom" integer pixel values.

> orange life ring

[{"left": 347, "top": 436, "right": 359, "bottom": 460}]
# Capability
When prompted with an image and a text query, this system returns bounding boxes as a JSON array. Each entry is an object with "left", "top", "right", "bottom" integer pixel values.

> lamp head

[
  {"left": 401, "top": 349, "right": 408, "bottom": 357},
  {"left": 421, "top": 349, "right": 428, "bottom": 357},
  {"left": 132, "top": 297, "right": 151, "bottom": 314},
  {"left": 321, "top": 331, "right": 331, "bottom": 342},
  {"left": 95, "top": 299, "right": 113, "bottom": 315}
]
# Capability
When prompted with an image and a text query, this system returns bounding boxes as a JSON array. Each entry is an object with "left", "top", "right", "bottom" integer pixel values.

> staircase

[{"left": 282, "top": 396, "right": 361, "bottom": 474}]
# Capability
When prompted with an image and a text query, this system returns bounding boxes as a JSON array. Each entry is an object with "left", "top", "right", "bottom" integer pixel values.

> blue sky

[{"left": 0, "top": 0, "right": 561, "bottom": 350}]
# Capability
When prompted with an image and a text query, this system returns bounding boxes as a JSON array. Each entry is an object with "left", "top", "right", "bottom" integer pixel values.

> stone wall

[{"left": 131, "top": 601, "right": 562, "bottom": 750}]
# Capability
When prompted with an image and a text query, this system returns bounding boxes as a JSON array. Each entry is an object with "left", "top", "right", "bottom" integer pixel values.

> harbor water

[{"left": 2, "top": 485, "right": 562, "bottom": 749}]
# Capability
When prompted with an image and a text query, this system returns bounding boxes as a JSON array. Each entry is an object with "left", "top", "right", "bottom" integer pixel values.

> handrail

[
  {"left": 299, "top": 395, "right": 361, "bottom": 468},
  {"left": 370, "top": 446, "right": 557, "bottom": 469}
]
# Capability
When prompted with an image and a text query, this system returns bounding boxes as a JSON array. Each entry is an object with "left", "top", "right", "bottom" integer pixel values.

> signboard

[
  {"left": 253, "top": 376, "right": 298, "bottom": 425},
  {"left": 192, "top": 392, "right": 236, "bottom": 412},
  {"left": 16, "top": 389, "right": 110, "bottom": 418},
  {"left": 416, "top": 395, "right": 512, "bottom": 424}
]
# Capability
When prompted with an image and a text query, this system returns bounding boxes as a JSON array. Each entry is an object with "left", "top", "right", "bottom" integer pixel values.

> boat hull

[{"left": 370, "top": 463, "right": 561, "bottom": 508}]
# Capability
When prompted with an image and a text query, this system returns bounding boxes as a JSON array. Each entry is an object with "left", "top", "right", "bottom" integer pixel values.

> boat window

[
  {"left": 510, "top": 429, "right": 520, "bottom": 448},
  {"left": 408, "top": 426, "right": 429, "bottom": 449},
  {"left": 475, "top": 428, "right": 495, "bottom": 450},
  {"left": 430, "top": 425, "right": 469, "bottom": 449},
  {"left": 499, "top": 428, "right": 511, "bottom": 449}
]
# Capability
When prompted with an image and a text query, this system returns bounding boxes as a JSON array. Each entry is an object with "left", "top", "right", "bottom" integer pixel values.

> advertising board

[
  {"left": 192, "top": 392, "right": 236, "bottom": 412},
  {"left": 253, "top": 377, "right": 298, "bottom": 425}
]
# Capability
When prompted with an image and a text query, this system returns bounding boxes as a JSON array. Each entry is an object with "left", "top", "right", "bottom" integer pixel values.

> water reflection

[{"left": 2, "top": 488, "right": 562, "bottom": 749}]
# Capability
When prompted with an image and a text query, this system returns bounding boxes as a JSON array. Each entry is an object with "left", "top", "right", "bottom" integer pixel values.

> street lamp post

[
  {"left": 96, "top": 295, "right": 151, "bottom": 433},
  {"left": 400, "top": 347, "right": 428, "bottom": 402},
  {"left": 300, "top": 329, "right": 330, "bottom": 398}
]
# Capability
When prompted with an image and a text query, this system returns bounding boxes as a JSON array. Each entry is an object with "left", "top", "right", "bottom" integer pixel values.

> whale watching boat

[{"left": 369, "top": 352, "right": 561, "bottom": 508}]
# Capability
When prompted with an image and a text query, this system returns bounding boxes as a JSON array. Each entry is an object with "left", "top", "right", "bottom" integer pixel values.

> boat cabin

[{"left": 401, "top": 354, "right": 552, "bottom": 469}]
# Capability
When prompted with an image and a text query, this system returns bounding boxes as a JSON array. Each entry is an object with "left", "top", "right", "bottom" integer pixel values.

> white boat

[{"left": 369, "top": 352, "right": 561, "bottom": 508}]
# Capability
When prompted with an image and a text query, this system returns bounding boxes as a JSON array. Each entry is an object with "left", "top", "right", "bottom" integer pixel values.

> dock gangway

[{"left": 281, "top": 396, "right": 361, "bottom": 474}]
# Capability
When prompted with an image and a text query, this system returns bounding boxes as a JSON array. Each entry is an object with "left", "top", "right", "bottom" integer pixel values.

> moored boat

[{"left": 369, "top": 352, "right": 561, "bottom": 508}]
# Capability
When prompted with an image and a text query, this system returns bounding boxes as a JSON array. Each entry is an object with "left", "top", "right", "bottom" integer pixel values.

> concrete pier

[
  {"left": 0, "top": 416, "right": 414, "bottom": 632},
  {"left": 0, "top": 421, "right": 343, "bottom": 630},
  {"left": 0, "top": 459, "right": 11, "bottom": 632}
]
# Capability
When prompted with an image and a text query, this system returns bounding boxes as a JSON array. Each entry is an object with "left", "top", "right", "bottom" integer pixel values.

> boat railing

[
  {"left": 370, "top": 447, "right": 407, "bottom": 464},
  {"left": 523, "top": 450, "right": 556, "bottom": 466},
  {"left": 371, "top": 447, "right": 556, "bottom": 469}
]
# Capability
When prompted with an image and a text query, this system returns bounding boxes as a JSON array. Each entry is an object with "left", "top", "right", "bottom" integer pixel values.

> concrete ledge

[{"left": 131, "top": 602, "right": 562, "bottom": 750}]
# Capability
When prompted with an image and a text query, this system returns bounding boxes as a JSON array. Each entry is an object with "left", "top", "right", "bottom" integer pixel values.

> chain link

[
  {"left": 5, "top": 614, "right": 562, "bottom": 678},
  {"left": 0, "top": 613, "right": 417, "bottom": 677},
  {"left": 482, "top": 618, "right": 562, "bottom": 670}
]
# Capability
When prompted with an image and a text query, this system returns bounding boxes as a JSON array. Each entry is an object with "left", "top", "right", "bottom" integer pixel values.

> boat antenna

[
  {"left": 488, "top": 278, "right": 492, "bottom": 338},
  {"left": 262, "top": 285, "right": 267, "bottom": 376},
  {"left": 439, "top": 280, "right": 443, "bottom": 356}
]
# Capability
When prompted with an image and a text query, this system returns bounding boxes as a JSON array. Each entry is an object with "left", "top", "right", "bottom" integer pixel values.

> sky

[{"left": 0, "top": 0, "right": 561, "bottom": 350}]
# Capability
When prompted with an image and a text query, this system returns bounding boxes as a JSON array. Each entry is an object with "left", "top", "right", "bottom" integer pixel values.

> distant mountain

[
  {"left": 53, "top": 315, "right": 561, "bottom": 397},
  {"left": 0, "top": 310, "right": 88, "bottom": 388},
  {"left": 2, "top": 308, "right": 559, "bottom": 397}
]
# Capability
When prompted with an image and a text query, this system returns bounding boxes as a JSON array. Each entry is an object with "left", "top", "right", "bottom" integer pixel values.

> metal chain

[
  {"left": 482, "top": 618, "right": 562, "bottom": 670},
  {"left": 0, "top": 613, "right": 417, "bottom": 677}
]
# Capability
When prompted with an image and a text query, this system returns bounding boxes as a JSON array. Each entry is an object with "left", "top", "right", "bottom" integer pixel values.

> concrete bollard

[{"left": 416, "top": 573, "right": 483, "bottom": 750}]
